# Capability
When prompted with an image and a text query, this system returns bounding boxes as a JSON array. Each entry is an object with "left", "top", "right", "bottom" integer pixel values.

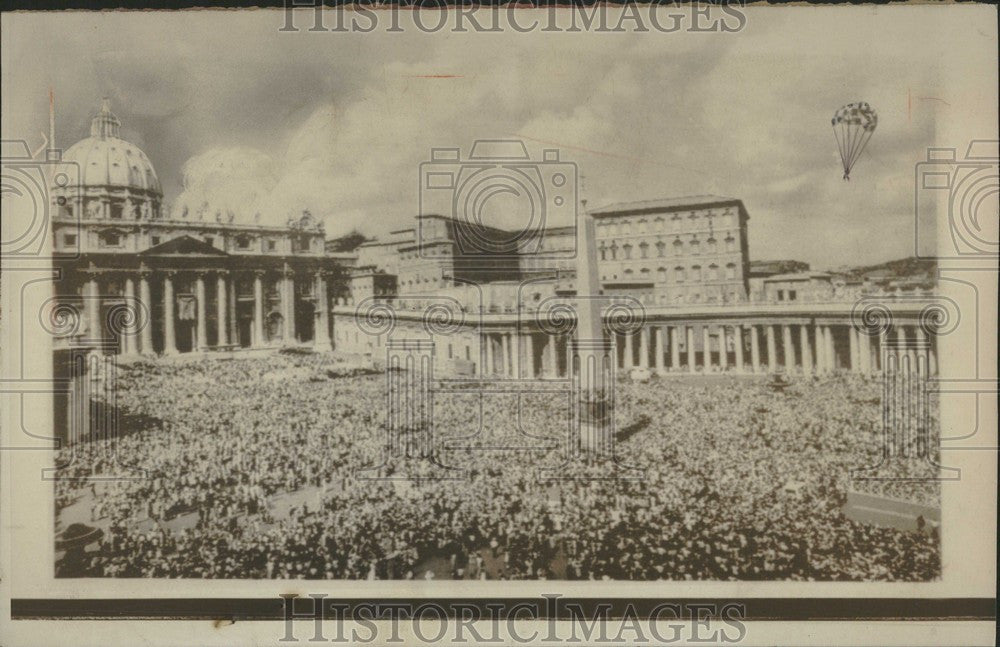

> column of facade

[
  {"left": 195, "top": 273, "right": 208, "bottom": 352},
  {"left": 282, "top": 269, "right": 296, "bottom": 344},
  {"left": 622, "top": 332, "right": 633, "bottom": 371},
  {"left": 486, "top": 334, "right": 495, "bottom": 375},
  {"left": 765, "top": 324, "right": 777, "bottom": 372},
  {"left": 121, "top": 275, "right": 137, "bottom": 355},
  {"left": 781, "top": 324, "right": 796, "bottom": 372},
  {"left": 913, "top": 326, "right": 928, "bottom": 376},
  {"left": 670, "top": 325, "right": 681, "bottom": 371},
  {"left": 827, "top": 325, "right": 837, "bottom": 372},
  {"left": 639, "top": 326, "right": 650, "bottom": 370},
  {"left": 701, "top": 325, "right": 711, "bottom": 372},
  {"left": 749, "top": 324, "right": 760, "bottom": 373},
  {"left": 814, "top": 325, "right": 826, "bottom": 374},
  {"left": 686, "top": 326, "right": 696, "bottom": 373},
  {"left": 252, "top": 271, "right": 264, "bottom": 348},
  {"left": 654, "top": 326, "right": 665, "bottom": 374},
  {"left": 848, "top": 325, "right": 859, "bottom": 373},
  {"left": 139, "top": 270, "right": 154, "bottom": 355},
  {"left": 799, "top": 324, "right": 812, "bottom": 375},
  {"left": 162, "top": 271, "right": 177, "bottom": 355},
  {"left": 314, "top": 272, "right": 332, "bottom": 351},
  {"left": 734, "top": 324, "right": 745, "bottom": 372},
  {"left": 927, "top": 332, "right": 937, "bottom": 376},
  {"left": 718, "top": 325, "right": 728, "bottom": 371},
  {"left": 85, "top": 273, "right": 101, "bottom": 343},
  {"left": 216, "top": 272, "right": 228, "bottom": 348},
  {"left": 228, "top": 274, "right": 238, "bottom": 348}
]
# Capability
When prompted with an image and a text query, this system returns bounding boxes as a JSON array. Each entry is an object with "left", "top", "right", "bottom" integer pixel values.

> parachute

[{"left": 831, "top": 102, "right": 878, "bottom": 180}]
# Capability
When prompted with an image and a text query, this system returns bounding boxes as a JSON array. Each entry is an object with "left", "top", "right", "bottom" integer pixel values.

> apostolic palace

[{"left": 49, "top": 100, "right": 943, "bottom": 390}]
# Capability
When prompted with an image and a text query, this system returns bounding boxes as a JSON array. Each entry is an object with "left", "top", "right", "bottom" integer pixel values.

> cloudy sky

[{"left": 2, "top": 6, "right": 996, "bottom": 268}]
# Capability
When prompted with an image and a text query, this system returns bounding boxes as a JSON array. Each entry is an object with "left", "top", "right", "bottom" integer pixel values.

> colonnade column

[
  {"left": 749, "top": 324, "right": 760, "bottom": 373},
  {"left": 734, "top": 324, "right": 745, "bottom": 372},
  {"left": 523, "top": 333, "right": 534, "bottom": 378},
  {"left": 858, "top": 328, "right": 872, "bottom": 375},
  {"left": 897, "top": 326, "right": 910, "bottom": 371},
  {"left": 162, "top": 272, "right": 177, "bottom": 355},
  {"left": 252, "top": 271, "right": 264, "bottom": 348},
  {"left": 639, "top": 327, "right": 650, "bottom": 370},
  {"left": 139, "top": 270, "right": 153, "bottom": 354},
  {"left": 547, "top": 334, "right": 558, "bottom": 377},
  {"left": 654, "top": 327, "right": 665, "bottom": 374},
  {"left": 782, "top": 324, "right": 796, "bottom": 372},
  {"left": 814, "top": 325, "right": 826, "bottom": 374},
  {"left": 510, "top": 333, "right": 521, "bottom": 379},
  {"left": 718, "top": 325, "right": 728, "bottom": 371},
  {"left": 486, "top": 334, "right": 495, "bottom": 375},
  {"left": 121, "top": 275, "right": 137, "bottom": 355},
  {"left": 500, "top": 333, "right": 509, "bottom": 377},
  {"left": 195, "top": 273, "right": 208, "bottom": 352},
  {"left": 799, "top": 324, "right": 812, "bottom": 375},
  {"left": 216, "top": 272, "right": 228, "bottom": 348},
  {"left": 623, "top": 332, "right": 634, "bottom": 371},
  {"left": 765, "top": 325, "right": 777, "bottom": 372}
]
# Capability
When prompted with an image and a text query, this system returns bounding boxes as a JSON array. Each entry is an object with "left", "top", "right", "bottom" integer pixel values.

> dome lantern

[{"left": 90, "top": 97, "right": 122, "bottom": 140}]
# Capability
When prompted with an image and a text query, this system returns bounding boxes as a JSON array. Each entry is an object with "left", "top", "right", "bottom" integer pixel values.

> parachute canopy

[{"left": 832, "top": 102, "right": 878, "bottom": 180}]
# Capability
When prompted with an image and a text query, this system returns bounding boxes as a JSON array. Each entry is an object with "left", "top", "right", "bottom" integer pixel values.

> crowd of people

[{"left": 55, "top": 352, "right": 940, "bottom": 581}]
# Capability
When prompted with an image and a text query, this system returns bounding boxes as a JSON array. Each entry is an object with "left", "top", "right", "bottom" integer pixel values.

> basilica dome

[{"left": 62, "top": 99, "right": 162, "bottom": 196}]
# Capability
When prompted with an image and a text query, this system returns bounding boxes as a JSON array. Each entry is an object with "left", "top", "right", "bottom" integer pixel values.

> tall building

[{"left": 51, "top": 100, "right": 352, "bottom": 355}]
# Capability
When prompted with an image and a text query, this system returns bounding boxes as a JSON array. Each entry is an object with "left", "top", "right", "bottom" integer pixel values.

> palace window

[
  {"left": 622, "top": 243, "right": 633, "bottom": 260},
  {"left": 725, "top": 263, "right": 737, "bottom": 279},
  {"left": 656, "top": 241, "right": 666, "bottom": 257},
  {"left": 673, "top": 239, "right": 683, "bottom": 255},
  {"left": 708, "top": 264, "right": 719, "bottom": 280},
  {"left": 671, "top": 215, "right": 683, "bottom": 231},
  {"left": 788, "top": 290, "right": 797, "bottom": 301},
  {"left": 110, "top": 203, "right": 124, "bottom": 220},
  {"left": 236, "top": 235, "right": 252, "bottom": 250},
  {"left": 63, "top": 233, "right": 77, "bottom": 247},
  {"left": 689, "top": 239, "right": 700, "bottom": 254},
  {"left": 267, "top": 239, "right": 277, "bottom": 252},
  {"left": 726, "top": 236, "right": 736, "bottom": 252},
  {"left": 674, "top": 266, "right": 686, "bottom": 282},
  {"left": 99, "top": 230, "right": 122, "bottom": 247},
  {"left": 657, "top": 267, "right": 667, "bottom": 282},
  {"left": 639, "top": 242, "right": 649, "bottom": 259},
  {"left": 691, "top": 265, "right": 702, "bottom": 281},
  {"left": 707, "top": 238, "right": 717, "bottom": 254}
]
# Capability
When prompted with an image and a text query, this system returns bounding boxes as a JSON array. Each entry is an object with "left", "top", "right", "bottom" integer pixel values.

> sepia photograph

[{"left": 1, "top": 2, "right": 996, "bottom": 645}]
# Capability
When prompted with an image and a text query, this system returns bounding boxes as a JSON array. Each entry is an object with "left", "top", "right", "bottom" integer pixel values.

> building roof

[
  {"left": 763, "top": 271, "right": 832, "bottom": 282},
  {"left": 588, "top": 195, "right": 742, "bottom": 217}
]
